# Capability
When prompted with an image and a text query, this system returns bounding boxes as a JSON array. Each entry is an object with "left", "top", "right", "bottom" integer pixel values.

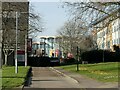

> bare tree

[
  {"left": 57, "top": 19, "right": 93, "bottom": 57},
  {"left": 62, "top": 2, "right": 120, "bottom": 50},
  {"left": 29, "top": 4, "right": 44, "bottom": 35},
  {"left": 63, "top": 2, "right": 120, "bottom": 28}
]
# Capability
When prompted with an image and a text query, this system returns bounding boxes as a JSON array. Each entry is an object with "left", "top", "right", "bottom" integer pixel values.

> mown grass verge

[
  {"left": 2, "top": 66, "right": 30, "bottom": 89},
  {"left": 59, "top": 62, "right": 119, "bottom": 82}
]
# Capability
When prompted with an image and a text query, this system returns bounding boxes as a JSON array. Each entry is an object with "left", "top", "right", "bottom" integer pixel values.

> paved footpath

[
  {"left": 23, "top": 67, "right": 81, "bottom": 89},
  {"left": 23, "top": 67, "right": 119, "bottom": 89},
  {"left": 53, "top": 67, "right": 119, "bottom": 88}
]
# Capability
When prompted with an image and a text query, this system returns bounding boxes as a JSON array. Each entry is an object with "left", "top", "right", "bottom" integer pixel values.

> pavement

[
  {"left": 2, "top": 65, "right": 119, "bottom": 90},
  {"left": 22, "top": 66, "right": 119, "bottom": 90},
  {"left": 52, "top": 67, "right": 119, "bottom": 88},
  {"left": 23, "top": 67, "right": 81, "bottom": 89}
]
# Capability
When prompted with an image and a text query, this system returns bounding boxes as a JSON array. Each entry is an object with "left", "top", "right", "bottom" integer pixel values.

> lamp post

[
  {"left": 102, "top": 37, "right": 105, "bottom": 62},
  {"left": 76, "top": 46, "right": 79, "bottom": 71},
  {"left": 43, "top": 38, "right": 46, "bottom": 56},
  {"left": 15, "top": 11, "right": 18, "bottom": 73},
  {"left": 25, "top": 35, "right": 27, "bottom": 67},
  {"left": 76, "top": 34, "right": 84, "bottom": 71},
  {"left": 15, "top": 11, "right": 29, "bottom": 73}
]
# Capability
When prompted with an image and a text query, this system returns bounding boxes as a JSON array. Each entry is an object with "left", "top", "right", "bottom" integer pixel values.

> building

[
  {"left": 1, "top": 1, "right": 29, "bottom": 65},
  {"left": 32, "top": 36, "right": 62, "bottom": 58},
  {"left": 2, "top": 1, "right": 29, "bottom": 50},
  {"left": 112, "top": 18, "right": 120, "bottom": 48},
  {"left": 91, "top": 8, "right": 120, "bottom": 51}
]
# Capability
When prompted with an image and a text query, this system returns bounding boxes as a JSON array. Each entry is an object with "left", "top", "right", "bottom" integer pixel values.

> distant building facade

[
  {"left": 32, "top": 36, "right": 62, "bottom": 58},
  {"left": 92, "top": 8, "right": 120, "bottom": 51}
]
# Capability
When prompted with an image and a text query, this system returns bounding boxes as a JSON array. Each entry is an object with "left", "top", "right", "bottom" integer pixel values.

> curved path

[
  {"left": 23, "top": 67, "right": 118, "bottom": 89},
  {"left": 24, "top": 67, "right": 81, "bottom": 89}
]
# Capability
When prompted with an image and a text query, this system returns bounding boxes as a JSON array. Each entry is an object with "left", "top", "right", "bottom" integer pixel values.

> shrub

[{"left": 81, "top": 49, "right": 118, "bottom": 63}]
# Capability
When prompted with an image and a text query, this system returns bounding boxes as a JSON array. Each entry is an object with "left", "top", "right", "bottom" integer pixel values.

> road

[{"left": 24, "top": 67, "right": 81, "bottom": 89}]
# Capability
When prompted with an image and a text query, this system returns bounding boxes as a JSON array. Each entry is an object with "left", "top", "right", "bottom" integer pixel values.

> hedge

[{"left": 81, "top": 49, "right": 119, "bottom": 63}]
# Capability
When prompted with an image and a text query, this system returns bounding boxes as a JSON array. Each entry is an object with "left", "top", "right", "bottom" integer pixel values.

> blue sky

[{"left": 29, "top": 1, "right": 69, "bottom": 40}]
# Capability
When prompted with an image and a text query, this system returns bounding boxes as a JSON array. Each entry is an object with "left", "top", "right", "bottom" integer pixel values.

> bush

[
  {"left": 81, "top": 49, "right": 118, "bottom": 63},
  {"left": 62, "top": 58, "right": 76, "bottom": 65}
]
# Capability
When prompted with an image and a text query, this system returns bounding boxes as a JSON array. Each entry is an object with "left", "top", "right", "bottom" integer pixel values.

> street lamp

[
  {"left": 15, "top": 12, "right": 18, "bottom": 73},
  {"left": 43, "top": 38, "right": 46, "bottom": 56},
  {"left": 102, "top": 37, "right": 105, "bottom": 62},
  {"left": 15, "top": 11, "right": 29, "bottom": 73},
  {"left": 76, "top": 46, "right": 79, "bottom": 71},
  {"left": 76, "top": 34, "right": 85, "bottom": 71}
]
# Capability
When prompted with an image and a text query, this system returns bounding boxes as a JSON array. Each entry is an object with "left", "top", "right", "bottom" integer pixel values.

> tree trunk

[{"left": 5, "top": 54, "right": 8, "bottom": 66}]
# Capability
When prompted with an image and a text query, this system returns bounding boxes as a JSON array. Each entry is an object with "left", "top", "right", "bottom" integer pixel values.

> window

[
  {"left": 112, "top": 40, "right": 114, "bottom": 44},
  {"left": 112, "top": 27, "right": 114, "bottom": 33},
  {"left": 107, "top": 41, "right": 110, "bottom": 48},
  {"left": 114, "top": 39, "right": 116, "bottom": 44},
  {"left": 119, "top": 25, "right": 120, "bottom": 30},
  {"left": 115, "top": 39, "right": 118, "bottom": 44},
  {"left": 117, "top": 25, "right": 119, "bottom": 31},
  {"left": 17, "top": 55, "right": 25, "bottom": 62},
  {"left": 102, "top": 31, "right": 105, "bottom": 36},
  {"left": 106, "top": 29, "right": 108, "bottom": 34},
  {"left": 119, "top": 38, "right": 120, "bottom": 44},
  {"left": 102, "top": 43, "right": 104, "bottom": 49},
  {"left": 114, "top": 26, "right": 116, "bottom": 32},
  {"left": 117, "top": 38, "right": 119, "bottom": 44}
]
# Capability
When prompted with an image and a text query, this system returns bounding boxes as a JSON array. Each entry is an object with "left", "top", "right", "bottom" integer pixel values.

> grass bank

[
  {"left": 59, "top": 62, "right": 119, "bottom": 82},
  {"left": 2, "top": 66, "right": 30, "bottom": 89}
]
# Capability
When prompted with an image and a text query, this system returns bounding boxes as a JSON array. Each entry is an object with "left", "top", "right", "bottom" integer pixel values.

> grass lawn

[
  {"left": 2, "top": 66, "right": 30, "bottom": 89},
  {"left": 59, "top": 62, "right": 119, "bottom": 82}
]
